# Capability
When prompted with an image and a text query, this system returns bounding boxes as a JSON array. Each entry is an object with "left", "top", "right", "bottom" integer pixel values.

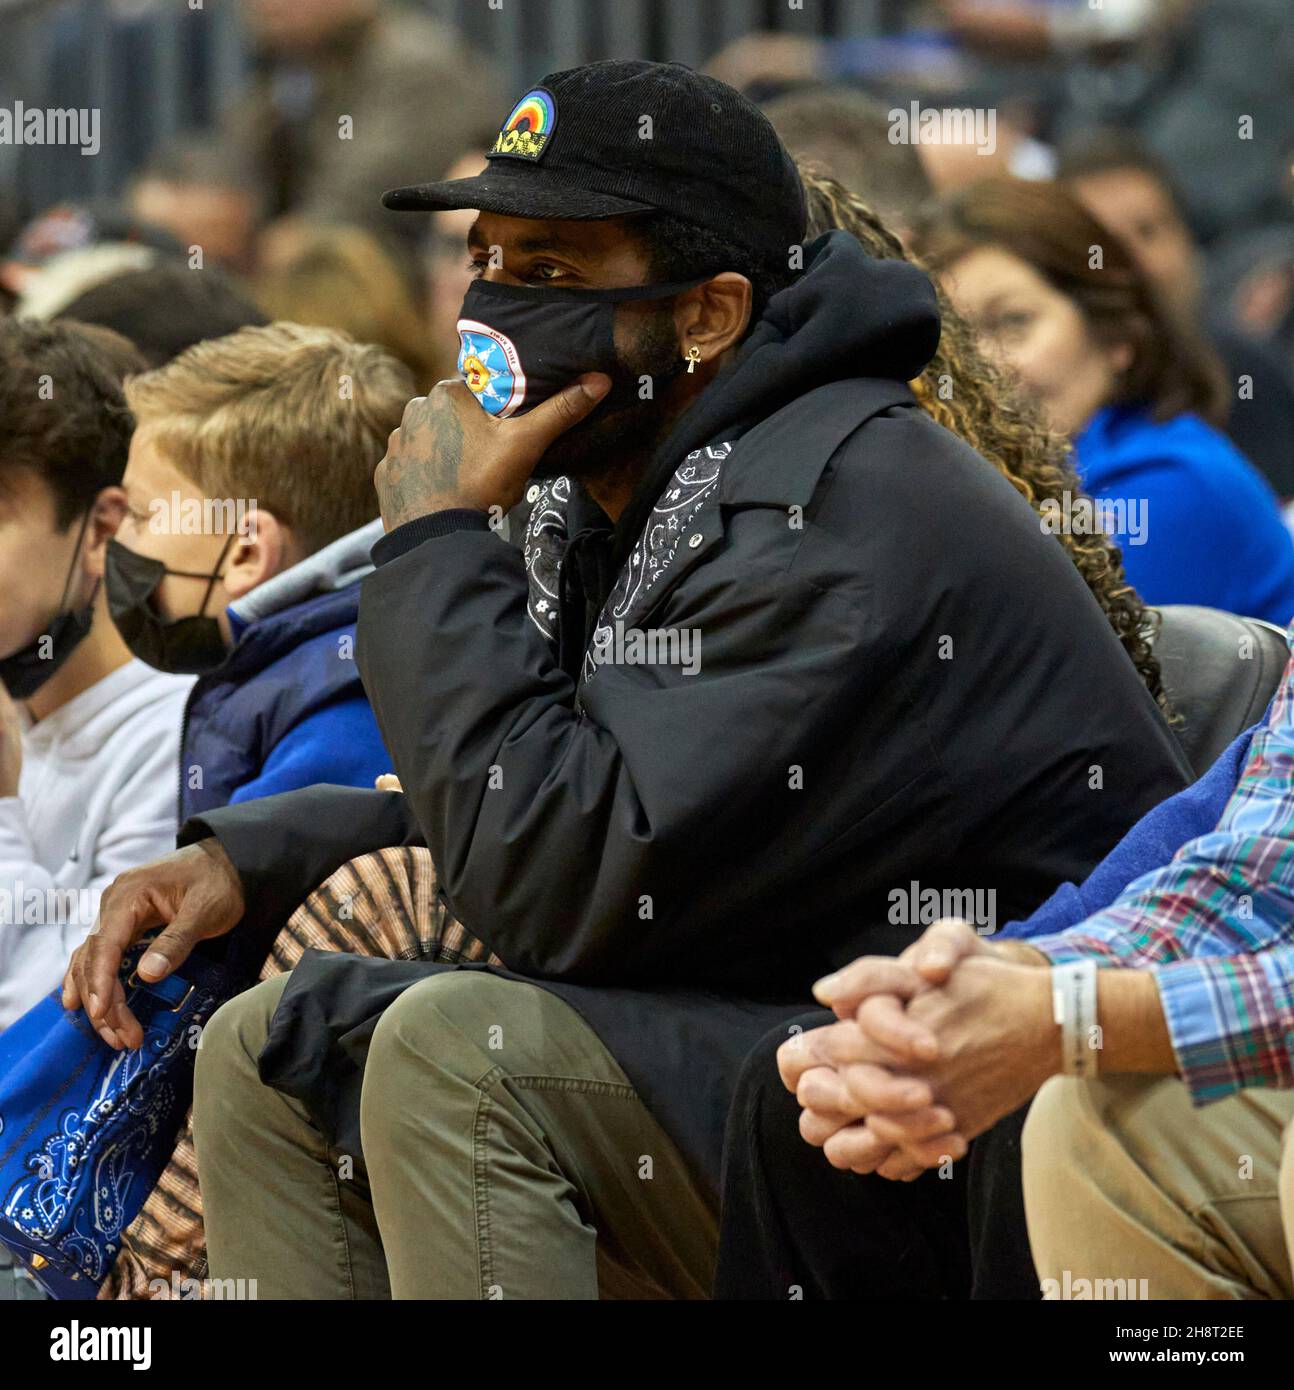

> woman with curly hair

[{"left": 799, "top": 163, "right": 1167, "bottom": 707}]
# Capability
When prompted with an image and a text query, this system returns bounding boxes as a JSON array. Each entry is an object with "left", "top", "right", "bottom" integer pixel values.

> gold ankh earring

[{"left": 685, "top": 345, "right": 702, "bottom": 373}]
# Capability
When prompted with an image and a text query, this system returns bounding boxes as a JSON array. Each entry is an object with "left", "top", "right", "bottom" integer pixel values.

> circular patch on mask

[{"left": 456, "top": 319, "right": 526, "bottom": 417}]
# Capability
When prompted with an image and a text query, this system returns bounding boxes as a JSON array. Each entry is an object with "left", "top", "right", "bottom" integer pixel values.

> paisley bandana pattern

[
  {"left": 522, "top": 445, "right": 732, "bottom": 675},
  {"left": 0, "top": 946, "right": 227, "bottom": 1297},
  {"left": 2, "top": 1031, "right": 189, "bottom": 1286},
  {"left": 522, "top": 475, "right": 572, "bottom": 643},
  {"left": 585, "top": 444, "right": 730, "bottom": 681}
]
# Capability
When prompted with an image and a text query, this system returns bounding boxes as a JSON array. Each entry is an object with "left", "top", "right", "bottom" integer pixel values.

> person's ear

[
  {"left": 1107, "top": 340, "right": 1135, "bottom": 376},
  {"left": 81, "top": 487, "right": 128, "bottom": 581},
  {"left": 673, "top": 273, "right": 753, "bottom": 376},
  {"left": 222, "top": 509, "right": 292, "bottom": 600}
]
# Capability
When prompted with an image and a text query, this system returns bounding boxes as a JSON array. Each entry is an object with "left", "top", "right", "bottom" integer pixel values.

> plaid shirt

[{"left": 1029, "top": 643, "right": 1294, "bottom": 1105}]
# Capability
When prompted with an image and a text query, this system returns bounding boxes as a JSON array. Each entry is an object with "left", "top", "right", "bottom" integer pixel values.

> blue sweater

[
  {"left": 1002, "top": 722, "right": 1257, "bottom": 939},
  {"left": 1073, "top": 405, "right": 1294, "bottom": 626}
]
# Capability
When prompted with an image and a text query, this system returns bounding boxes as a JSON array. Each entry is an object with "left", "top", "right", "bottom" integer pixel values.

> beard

[{"left": 531, "top": 306, "right": 686, "bottom": 481}]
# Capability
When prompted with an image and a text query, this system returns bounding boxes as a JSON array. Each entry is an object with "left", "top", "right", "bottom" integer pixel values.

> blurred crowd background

[
  {"left": 3, "top": 0, "right": 1294, "bottom": 1309},
  {"left": 1, "top": 0, "right": 1292, "bottom": 487}
]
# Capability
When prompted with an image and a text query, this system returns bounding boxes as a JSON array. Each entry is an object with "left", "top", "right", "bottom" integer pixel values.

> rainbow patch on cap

[{"left": 491, "top": 87, "right": 555, "bottom": 162}]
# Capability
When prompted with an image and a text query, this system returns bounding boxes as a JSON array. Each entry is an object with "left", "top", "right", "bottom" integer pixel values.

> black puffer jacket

[{"left": 189, "top": 232, "right": 1190, "bottom": 1188}]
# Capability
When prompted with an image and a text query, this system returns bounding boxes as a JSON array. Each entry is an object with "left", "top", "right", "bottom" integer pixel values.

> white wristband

[{"left": 1051, "top": 960, "right": 1099, "bottom": 1078}]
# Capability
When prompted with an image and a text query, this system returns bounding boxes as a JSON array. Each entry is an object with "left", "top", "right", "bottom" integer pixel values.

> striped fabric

[
  {"left": 1030, "top": 644, "right": 1294, "bottom": 1105},
  {"left": 102, "top": 846, "right": 497, "bottom": 1300}
]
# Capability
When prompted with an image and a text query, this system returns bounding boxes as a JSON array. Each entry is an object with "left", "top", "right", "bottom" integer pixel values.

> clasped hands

[{"left": 779, "top": 919, "right": 1059, "bottom": 1182}]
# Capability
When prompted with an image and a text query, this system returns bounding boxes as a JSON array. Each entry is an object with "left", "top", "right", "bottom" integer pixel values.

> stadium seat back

[{"left": 1151, "top": 605, "right": 1290, "bottom": 778}]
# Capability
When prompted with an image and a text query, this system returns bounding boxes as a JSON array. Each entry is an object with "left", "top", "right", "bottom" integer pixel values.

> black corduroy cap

[{"left": 382, "top": 60, "right": 806, "bottom": 263}]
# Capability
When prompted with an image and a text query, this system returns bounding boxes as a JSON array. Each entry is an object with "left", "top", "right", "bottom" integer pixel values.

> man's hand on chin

[{"left": 374, "top": 373, "right": 612, "bottom": 531}]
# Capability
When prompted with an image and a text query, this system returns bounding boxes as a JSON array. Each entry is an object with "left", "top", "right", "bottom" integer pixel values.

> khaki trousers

[
  {"left": 191, "top": 968, "right": 718, "bottom": 1299},
  {"left": 1022, "top": 1074, "right": 1294, "bottom": 1299}
]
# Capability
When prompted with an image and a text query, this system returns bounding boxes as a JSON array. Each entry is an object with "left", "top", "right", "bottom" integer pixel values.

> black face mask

[
  {"left": 0, "top": 512, "right": 97, "bottom": 700},
  {"left": 105, "top": 535, "right": 234, "bottom": 676},
  {"left": 455, "top": 275, "right": 705, "bottom": 422}
]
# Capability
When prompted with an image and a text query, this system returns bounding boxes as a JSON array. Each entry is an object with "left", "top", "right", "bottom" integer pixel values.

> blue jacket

[
  {"left": 1002, "top": 720, "right": 1258, "bottom": 939},
  {"left": 1073, "top": 405, "right": 1294, "bottom": 626},
  {"left": 178, "top": 521, "right": 390, "bottom": 822}
]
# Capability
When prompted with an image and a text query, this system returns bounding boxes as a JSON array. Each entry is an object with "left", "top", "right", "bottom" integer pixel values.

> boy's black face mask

[
  {"left": 455, "top": 276, "right": 705, "bottom": 423},
  {"left": 0, "top": 512, "right": 96, "bottom": 700},
  {"left": 105, "top": 535, "right": 234, "bottom": 676}
]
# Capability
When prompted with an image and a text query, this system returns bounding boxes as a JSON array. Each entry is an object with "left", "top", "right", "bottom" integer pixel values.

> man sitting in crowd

[
  {"left": 67, "top": 60, "right": 1189, "bottom": 1299},
  {"left": 720, "top": 644, "right": 1294, "bottom": 1299},
  {"left": 0, "top": 321, "right": 191, "bottom": 1031}
]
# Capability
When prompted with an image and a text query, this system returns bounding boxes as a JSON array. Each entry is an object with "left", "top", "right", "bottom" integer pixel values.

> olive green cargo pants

[{"left": 192, "top": 969, "right": 717, "bottom": 1299}]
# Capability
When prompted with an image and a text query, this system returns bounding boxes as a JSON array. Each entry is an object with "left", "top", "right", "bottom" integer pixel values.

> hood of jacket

[
  {"left": 227, "top": 516, "right": 384, "bottom": 632},
  {"left": 613, "top": 229, "right": 941, "bottom": 559},
  {"left": 201, "top": 517, "right": 382, "bottom": 686}
]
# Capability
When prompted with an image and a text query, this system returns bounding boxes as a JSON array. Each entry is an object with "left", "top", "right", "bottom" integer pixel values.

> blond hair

[{"left": 125, "top": 321, "right": 414, "bottom": 554}]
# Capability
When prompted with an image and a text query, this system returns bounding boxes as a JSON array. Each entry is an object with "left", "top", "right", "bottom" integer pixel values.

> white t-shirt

[{"left": 0, "top": 660, "right": 192, "bottom": 1030}]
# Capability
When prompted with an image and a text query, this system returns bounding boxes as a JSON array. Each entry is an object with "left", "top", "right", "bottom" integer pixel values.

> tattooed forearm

[
  {"left": 376, "top": 393, "right": 468, "bottom": 530},
  {"left": 374, "top": 375, "right": 604, "bottom": 533}
]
